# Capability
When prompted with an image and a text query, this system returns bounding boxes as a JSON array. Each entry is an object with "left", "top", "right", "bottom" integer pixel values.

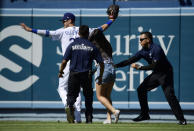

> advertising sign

[{"left": 0, "top": 8, "right": 194, "bottom": 109}]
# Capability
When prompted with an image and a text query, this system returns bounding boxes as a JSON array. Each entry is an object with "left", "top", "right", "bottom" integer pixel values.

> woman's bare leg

[{"left": 96, "top": 81, "right": 116, "bottom": 114}]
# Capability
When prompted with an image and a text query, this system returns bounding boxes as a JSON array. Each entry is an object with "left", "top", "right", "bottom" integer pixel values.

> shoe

[
  {"left": 178, "top": 119, "right": 187, "bottom": 125},
  {"left": 86, "top": 115, "right": 92, "bottom": 124},
  {"left": 103, "top": 119, "right": 111, "bottom": 124},
  {"left": 65, "top": 106, "right": 75, "bottom": 123},
  {"left": 75, "top": 120, "right": 82, "bottom": 123},
  {"left": 114, "top": 110, "right": 120, "bottom": 123},
  {"left": 133, "top": 114, "right": 150, "bottom": 122}
]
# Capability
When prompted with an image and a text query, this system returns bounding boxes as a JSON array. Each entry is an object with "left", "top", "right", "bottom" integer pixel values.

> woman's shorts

[{"left": 95, "top": 62, "right": 116, "bottom": 84}]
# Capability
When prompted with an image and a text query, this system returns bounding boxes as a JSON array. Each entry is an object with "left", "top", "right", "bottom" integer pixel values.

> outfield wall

[{"left": 0, "top": 8, "right": 194, "bottom": 110}]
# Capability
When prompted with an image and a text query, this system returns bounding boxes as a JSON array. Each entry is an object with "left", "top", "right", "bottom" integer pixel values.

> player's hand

[
  {"left": 131, "top": 63, "right": 141, "bottom": 70},
  {"left": 20, "top": 23, "right": 32, "bottom": 32}
]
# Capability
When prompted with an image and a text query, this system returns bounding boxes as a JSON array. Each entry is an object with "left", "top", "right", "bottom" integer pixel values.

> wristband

[
  {"left": 106, "top": 20, "right": 113, "bottom": 26},
  {"left": 46, "top": 30, "right": 50, "bottom": 36},
  {"left": 31, "top": 29, "right": 37, "bottom": 34}
]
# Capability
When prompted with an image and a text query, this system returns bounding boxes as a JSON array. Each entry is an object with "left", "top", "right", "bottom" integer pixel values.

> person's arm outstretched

[
  {"left": 20, "top": 23, "right": 57, "bottom": 37},
  {"left": 114, "top": 56, "right": 140, "bottom": 68},
  {"left": 98, "top": 4, "right": 119, "bottom": 32}
]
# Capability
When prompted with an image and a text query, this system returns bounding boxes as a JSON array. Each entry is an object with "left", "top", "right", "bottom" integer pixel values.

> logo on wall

[{"left": 0, "top": 25, "right": 42, "bottom": 92}]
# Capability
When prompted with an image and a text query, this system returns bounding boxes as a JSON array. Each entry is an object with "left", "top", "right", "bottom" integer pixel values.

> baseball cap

[{"left": 60, "top": 12, "right": 75, "bottom": 21}]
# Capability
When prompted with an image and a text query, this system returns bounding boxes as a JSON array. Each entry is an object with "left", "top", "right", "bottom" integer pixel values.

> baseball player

[{"left": 20, "top": 8, "right": 118, "bottom": 123}]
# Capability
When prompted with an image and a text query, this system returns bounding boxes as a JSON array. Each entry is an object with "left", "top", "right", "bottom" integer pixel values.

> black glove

[{"left": 107, "top": 4, "right": 120, "bottom": 19}]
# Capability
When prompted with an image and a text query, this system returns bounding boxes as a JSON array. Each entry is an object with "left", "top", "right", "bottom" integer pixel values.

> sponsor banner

[{"left": 0, "top": 8, "right": 194, "bottom": 109}]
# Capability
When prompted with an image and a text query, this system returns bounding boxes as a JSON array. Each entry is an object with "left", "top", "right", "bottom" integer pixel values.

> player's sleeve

[
  {"left": 49, "top": 28, "right": 64, "bottom": 40},
  {"left": 89, "top": 19, "right": 113, "bottom": 33},
  {"left": 31, "top": 28, "right": 63, "bottom": 41}
]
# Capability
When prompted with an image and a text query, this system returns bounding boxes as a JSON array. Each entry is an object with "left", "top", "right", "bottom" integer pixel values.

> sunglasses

[
  {"left": 140, "top": 38, "right": 147, "bottom": 42},
  {"left": 63, "top": 19, "right": 70, "bottom": 23}
]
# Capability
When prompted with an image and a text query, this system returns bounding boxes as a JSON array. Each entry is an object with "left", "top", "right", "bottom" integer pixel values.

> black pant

[
  {"left": 137, "top": 68, "right": 185, "bottom": 120},
  {"left": 67, "top": 71, "right": 93, "bottom": 118}
]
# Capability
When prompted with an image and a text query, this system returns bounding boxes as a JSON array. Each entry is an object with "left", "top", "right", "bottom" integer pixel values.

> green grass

[{"left": 0, "top": 121, "right": 194, "bottom": 131}]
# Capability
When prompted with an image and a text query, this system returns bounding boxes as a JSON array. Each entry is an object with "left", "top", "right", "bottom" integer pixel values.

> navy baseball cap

[{"left": 60, "top": 12, "right": 75, "bottom": 21}]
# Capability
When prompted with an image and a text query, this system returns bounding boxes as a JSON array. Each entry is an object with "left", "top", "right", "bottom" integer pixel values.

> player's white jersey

[{"left": 49, "top": 26, "right": 96, "bottom": 55}]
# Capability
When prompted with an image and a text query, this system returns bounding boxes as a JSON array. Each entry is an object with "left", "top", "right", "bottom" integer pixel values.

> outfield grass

[{"left": 0, "top": 121, "right": 194, "bottom": 131}]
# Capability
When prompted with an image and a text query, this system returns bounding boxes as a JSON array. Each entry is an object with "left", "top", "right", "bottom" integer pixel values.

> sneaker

[
  {"left": 75, "top": 120, "right": 82, "bottom": 123},
  {"left": 65, "top": 106, "right": 75, "bottom": 123},
  {"left": 86, "top": 115, "right": 92, "bottom": 124},
  {"left": 132, "top": 114, "right": 150, "bottom": 122},
  {"left": 178, "top": 119, "right": 187, "bottom": 125},
  {"left": 114, "top": 110, "right": 120, "bottom": 123},
  {"left": 103, "top": 119, "right": 111, "bottom": 124}
]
